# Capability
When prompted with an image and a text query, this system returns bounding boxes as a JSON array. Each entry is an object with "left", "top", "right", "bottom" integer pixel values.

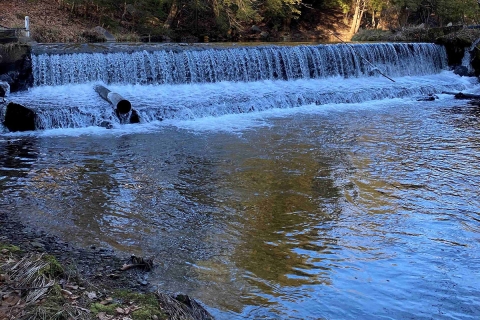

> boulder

[{"left": 4, "top": 102, "right": 36, "bottom": 132}]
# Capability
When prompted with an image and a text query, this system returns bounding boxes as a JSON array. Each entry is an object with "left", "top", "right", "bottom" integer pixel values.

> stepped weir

[{"left": 1, "top": 42, "right": 475, "bottom": 131}]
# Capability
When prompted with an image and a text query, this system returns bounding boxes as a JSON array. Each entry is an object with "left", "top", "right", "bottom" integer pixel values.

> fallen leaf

[
  {"left": 97, "top": 311, "right": 113, "bottom": 320},
  {"left": 65, "top": 284, "right": 79, "bottom": 290},
  {"left": 99, "top": 297, "right": 113, "bottom": 305},
  {"left": 61, "top": 289, "right": 73, "bottom": 296},
  {"left": 120, "top": 264, "right": 133, "bottom": 271},
  {"left": 128, "top": 305, "right": 142, "bottom": 313},
  {"left": 3, "top": 294, "right": 21, "bottom": 306}
]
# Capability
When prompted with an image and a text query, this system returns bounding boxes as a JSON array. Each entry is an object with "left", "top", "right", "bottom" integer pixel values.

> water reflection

[
  {"left": 0, "top": 138, "right": 38, "bottom": 181},
  {"left": 0, "top": 101, "right": 479, "bottom": 319}
]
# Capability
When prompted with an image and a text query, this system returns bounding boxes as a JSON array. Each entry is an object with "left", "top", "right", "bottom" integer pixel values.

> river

[{"left": 0, "top": 43, "right": 479, "bottom": 319}]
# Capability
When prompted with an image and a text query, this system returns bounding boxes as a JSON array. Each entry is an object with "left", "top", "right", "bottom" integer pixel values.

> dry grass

[
  {"left": 1, "top": 244, "right": 214, "bottom": 320},
  {"left": 156, "top": 293, "right": 213, "bottom": 320}
]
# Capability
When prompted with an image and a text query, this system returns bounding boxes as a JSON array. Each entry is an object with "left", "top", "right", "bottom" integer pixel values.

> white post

[{"left": 25, "top": 16, "right": 30, "bottom": 37}]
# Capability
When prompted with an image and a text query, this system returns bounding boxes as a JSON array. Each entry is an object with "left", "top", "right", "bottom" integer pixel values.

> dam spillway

[
  {"left": 31, "top": 43, "right": 448, "bottom": 86},
  {"left": 2, "top": 42, "right": 477, "bottom": 131}
]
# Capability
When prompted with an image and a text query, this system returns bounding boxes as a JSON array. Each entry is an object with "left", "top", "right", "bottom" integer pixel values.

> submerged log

[
  {"left": 442, "top": 91, "right": 480, "bottom": 99},
  {"left": 94, "top": 85, "right": 132, "bottom": 114},
  {"left": 454, "top": 92, "right": 480, "bottom": 100},
  {"left": 4, "top": 102, "right": 36, "bottom": 132}
]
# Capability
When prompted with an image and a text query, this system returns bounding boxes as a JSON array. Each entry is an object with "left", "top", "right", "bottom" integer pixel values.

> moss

[
  {"left": 40, "top": 254, "right": 64, "bottom": 277},
  {"left": 90, "top": 302, "right": 120, "bottom": 314},
  {"left": 112, "top": 290, "right": 167, "bottom": 320},
  {"left": 0, "top": 243, "right": 22, "bottom": 253}
]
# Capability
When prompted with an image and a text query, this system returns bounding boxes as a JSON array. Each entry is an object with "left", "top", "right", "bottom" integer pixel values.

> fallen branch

[
  {"left": 328, "top": 32, "right": 395, "bottom": 83},
  {"left": 120, "top": 255, "right": 154, "bottom": 271}
]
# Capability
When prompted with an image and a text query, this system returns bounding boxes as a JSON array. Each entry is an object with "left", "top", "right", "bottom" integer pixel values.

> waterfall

[
  {"left": 31, "top": 43, "right": 448, "bottom": 86},
  {"left": 461, "top": 38, "right": 480, "bottom": 75},
  {"left": 5, "top": 42, "right": 474, "bottom": 132}
]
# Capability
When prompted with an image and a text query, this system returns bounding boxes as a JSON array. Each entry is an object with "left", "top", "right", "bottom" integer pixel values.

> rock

[
  {"left": 454, "top": 65, "right": 470, "bottom": 76},
  {"left": 4, "top": 102, "right": 36, "bottom": 132},
  {"left": 417, "top": 94, "right": 438, "bottom": 101},
  {"left": 0, "top": 44, "right": 33, "bottom": 92},
  {"left": 130, "top": 109, "right": 140, "bottom": 123},
  {"left": 137, "top": 278, "right": 148, "bottom": 286},
  {"left": 100, "top": 121, "right": 113, "bottom": 129},
  {"left": 86, "top": 291, "right": 97, "bottom": 299},
  {"left": 251, "top": 25, "right": 262, "bottom": 34},
  {"left": 260, "top": 31, "right": 269, "bottom": 40},
  {"left": 30, "top": 241, "right": 45, "bottom": 249}
]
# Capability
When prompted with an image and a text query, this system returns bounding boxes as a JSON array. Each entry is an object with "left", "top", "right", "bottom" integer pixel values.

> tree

[{"left": 349, "top": 0, "right": 366, "bottom": 35}]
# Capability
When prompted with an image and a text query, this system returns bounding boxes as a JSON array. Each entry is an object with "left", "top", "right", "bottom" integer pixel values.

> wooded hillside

[{"left": 1, "top": 0, "right": 479, "bottom": 42}]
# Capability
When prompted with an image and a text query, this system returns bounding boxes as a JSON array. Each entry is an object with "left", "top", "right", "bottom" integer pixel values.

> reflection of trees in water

[
  {"left": 442, "top": 104, "right": 480, "bottom": 131},
  {"left": 185, "top": 129, "right": 346, "bottom": 312},
  {"left": 18, "top": 137, "right": 156, "bottom": 252},
  {"left": 230, "top": 153, "right": 340, "bottom": 291},
  {"left": 0, "top": 138, "right": 39, "bottom": 193}
]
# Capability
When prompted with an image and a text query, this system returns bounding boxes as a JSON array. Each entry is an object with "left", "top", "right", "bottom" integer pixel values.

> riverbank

[{"left": 0, "top": 209, "right": 213, "bottom": 319}]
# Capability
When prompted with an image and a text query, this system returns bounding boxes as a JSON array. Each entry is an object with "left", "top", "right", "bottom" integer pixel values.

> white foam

[{"left": 3, "top": 71, "right": 477, "bottom": 136}]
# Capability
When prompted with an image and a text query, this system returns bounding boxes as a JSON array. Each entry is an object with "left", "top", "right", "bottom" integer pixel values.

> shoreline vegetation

[
  {"left": 2, "top": 0, "right": 480, "bottom": 44},
  {"left": 0, "top": 210, "right": 213, "bottom": 320}
]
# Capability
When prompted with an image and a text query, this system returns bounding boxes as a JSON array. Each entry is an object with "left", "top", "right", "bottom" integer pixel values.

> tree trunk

[
  {"left": 349, "top": 0, "right": 365, "bottom": 37},
  {"left": 163, "top": 0, "right": 178, "bottom": 29}
]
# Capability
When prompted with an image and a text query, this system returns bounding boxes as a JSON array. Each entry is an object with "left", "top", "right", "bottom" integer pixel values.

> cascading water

[
  {"left": 32, "top": 43, "right": 447, "bottom": 86},
  {"left": 3, "top": 42, "right": 477, "bottom": 131}
]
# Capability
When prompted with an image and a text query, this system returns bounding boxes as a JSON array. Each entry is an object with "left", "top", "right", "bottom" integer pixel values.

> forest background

[{"left": 1, "top": 0, "right": 480, "bottom": 43}]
